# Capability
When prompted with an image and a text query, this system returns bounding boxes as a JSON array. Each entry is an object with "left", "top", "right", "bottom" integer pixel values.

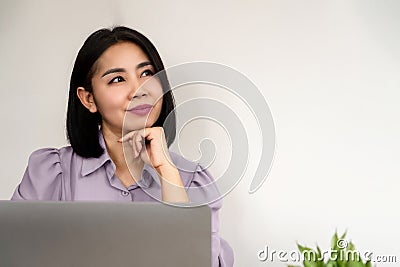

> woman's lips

[{"left": 127, "top": 104, "right": 153, "bottom": 116}]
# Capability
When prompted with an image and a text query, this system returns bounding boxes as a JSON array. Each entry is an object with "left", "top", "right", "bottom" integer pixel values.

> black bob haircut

[{"left": 66, "top": 26, "right": 176, "bottom": 158}]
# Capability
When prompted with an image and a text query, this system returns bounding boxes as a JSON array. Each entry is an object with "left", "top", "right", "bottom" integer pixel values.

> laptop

[{"left": 0, "top": 201, "right": 211, "bottom": 267}]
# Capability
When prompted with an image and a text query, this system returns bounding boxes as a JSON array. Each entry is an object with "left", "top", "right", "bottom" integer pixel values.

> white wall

[{"left": 1, "top": 0, "right": 399, "bottom": 266}]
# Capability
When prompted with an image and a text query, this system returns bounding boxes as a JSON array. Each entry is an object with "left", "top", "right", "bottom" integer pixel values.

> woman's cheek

[{"left": 147, "top": 101, "right": 162, "bottom": 126}]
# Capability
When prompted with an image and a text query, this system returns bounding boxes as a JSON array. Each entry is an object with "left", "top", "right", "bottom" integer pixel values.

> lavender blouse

[{"left": 11, "top": 132, "right": 234, "bottom": 267}]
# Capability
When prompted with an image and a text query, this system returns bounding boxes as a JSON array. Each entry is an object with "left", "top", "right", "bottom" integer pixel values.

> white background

[{"left": 1, "top": 1, "right": 399, "bottom": 266}]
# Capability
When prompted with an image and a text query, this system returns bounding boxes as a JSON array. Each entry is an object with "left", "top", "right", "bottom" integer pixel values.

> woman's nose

[
  {"left": 129, "top": 82, "right": 148, "bottom": 99},
  {"left": 132, "top": 91, "right": 147, "bottom": 99}
]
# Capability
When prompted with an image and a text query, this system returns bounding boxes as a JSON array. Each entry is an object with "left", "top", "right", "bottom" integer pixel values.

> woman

[{"left": 11, "top": 26, "right": 234, "bottom": 266}]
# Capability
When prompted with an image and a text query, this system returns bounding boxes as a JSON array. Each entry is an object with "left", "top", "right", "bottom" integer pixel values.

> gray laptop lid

[{"left": 0, "top": 201, "right": 211, "bottom": 267}]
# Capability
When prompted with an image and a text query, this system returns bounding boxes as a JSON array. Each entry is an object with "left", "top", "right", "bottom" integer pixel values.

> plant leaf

[
  {"left": 347, "top": 241, "right": 355, "bottom": 251},
  {"left": 340, "top": 230, "right": 347, "bottom": 240},
  {"left": 346, "top": 261, "right": 366, "bottom": 267},
  {"left": 332, "top": 232, "right": 339, "bottom": 251}
]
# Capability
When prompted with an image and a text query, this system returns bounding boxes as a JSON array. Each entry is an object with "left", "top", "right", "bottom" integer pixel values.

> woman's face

[{"left": 88, "top": 41, "right": 163, "bottom": 134}]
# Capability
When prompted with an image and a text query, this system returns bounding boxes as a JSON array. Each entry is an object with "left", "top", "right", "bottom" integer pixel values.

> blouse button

[{"left": 121, "top": 191, "right": 129, "bottom": 197}]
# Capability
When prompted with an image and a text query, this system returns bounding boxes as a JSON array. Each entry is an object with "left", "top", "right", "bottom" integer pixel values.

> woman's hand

[
  {"left": 118, "top": 127, "right": 174, "bottom": 170},
  {"left": 119, "top": 127, "right": 189, "bottom": 203}
]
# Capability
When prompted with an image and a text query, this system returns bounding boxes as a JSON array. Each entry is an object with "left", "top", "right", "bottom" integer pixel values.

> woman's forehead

[{"left": 95, "top": 42, "right": 151, "bottom": 72}]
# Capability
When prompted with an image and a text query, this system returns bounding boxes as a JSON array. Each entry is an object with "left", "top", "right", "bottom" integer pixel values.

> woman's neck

[{"left": 101, "top": 125, "right": 144, "bottom": 187}]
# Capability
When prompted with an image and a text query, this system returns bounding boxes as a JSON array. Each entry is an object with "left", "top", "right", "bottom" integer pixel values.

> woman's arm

[{"left": 156, "top": 164, "right": 189, "bottom": 203}]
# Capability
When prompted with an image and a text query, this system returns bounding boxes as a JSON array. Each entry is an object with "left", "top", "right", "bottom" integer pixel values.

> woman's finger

[
  {"left": 133, "top": 131, "right": 143, "bottom": 158},
  {"left": 140, "top": 143, "right": 152, "bottom": 166},
  {"left": 136, "top": 141, "right": 142, "bottom": 157},
  {"left": 124, "top": 130, "right": 138, "bottom": 158},
  {"left": 135, "top": 133, "right": 143, "bottom": 156},
  {"left": 128, "top": 139, "right": 133, "bottom": 148},
  {"left": 118, "top": 131, "right": 135, "bottom": 143}
]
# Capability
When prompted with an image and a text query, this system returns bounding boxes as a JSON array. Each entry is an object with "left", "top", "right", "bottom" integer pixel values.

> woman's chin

[{"left": 122, "top": 123, "right": 154, "bottom": 133}]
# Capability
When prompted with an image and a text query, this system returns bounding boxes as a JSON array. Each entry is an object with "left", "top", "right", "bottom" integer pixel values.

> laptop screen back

[{"left": 0, "top": 201, "right": 211, "bottom": 267}]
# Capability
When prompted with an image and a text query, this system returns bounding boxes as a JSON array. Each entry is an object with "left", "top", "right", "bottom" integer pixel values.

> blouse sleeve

[
  {"left": 11, "top": 148, "right": 63, "bottom": 201},
  {"left": 187, "top": 164, "right": 234, "bottom": 267}
]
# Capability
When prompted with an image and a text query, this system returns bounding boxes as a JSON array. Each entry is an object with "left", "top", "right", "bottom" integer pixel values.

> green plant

[{"left": 288, "top": 231, "right": 374, "bottom": 267}]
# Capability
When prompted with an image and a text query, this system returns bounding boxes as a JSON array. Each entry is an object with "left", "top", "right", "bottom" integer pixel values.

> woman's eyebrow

[
  {"left": 101, "top": 68, "right": 126, "bottom": 77},
  {"left": 101, "top": 62, "right": 152, "bottom": 78},
  {"left": 136, "top": 61, "right": 152, "bottom": 70}
]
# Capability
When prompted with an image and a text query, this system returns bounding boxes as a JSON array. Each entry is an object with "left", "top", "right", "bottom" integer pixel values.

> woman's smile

[{"left": 127, "top": 104, "right": 153, "bottom": 116}]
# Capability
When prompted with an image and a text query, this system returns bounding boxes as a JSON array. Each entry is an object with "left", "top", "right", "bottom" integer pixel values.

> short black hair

[{"left": 66, "top": 26, "right": 176, "bottom": 158}]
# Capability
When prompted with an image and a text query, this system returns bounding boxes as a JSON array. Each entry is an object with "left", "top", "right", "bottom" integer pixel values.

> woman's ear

[{"left": 77, "top": 87, "right": 97, "bottom": 113}]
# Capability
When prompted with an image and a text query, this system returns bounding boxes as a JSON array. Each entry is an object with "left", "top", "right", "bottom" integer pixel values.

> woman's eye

[
  {"left": 109, "top": 76, "right": 125, "bottom": 84},
  {"left": 140, "top": 69, "right": 154, "bottom": 78}
]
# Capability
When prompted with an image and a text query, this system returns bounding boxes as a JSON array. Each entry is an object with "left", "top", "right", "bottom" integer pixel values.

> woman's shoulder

[
  {"left": 23, "top": 145, "right": 78, "bottom": 183},
  {"left": 169, "top": 151, "right": 199, "bottom": 173},
  {"left": 168, "top": 151, "right": 215, "bottom": 184},
  {"left": 12, "top": 145, "right": 74, "bottom": 200},
  {"left": 27, "top": 145, "right": 75, "bottom": 165}
]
